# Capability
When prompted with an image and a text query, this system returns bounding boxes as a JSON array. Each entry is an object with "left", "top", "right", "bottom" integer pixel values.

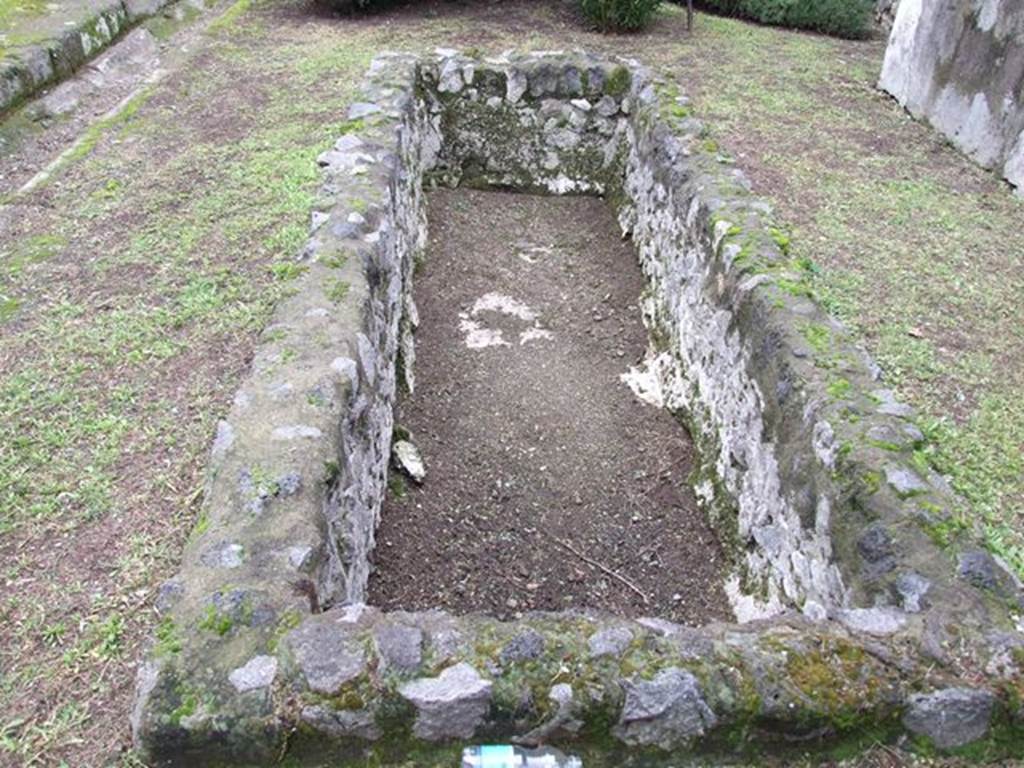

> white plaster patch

[
  {"left": 229, "top": 655, "right": 277, "bottom": 693},
  {"left": 879, "top": 0, "right": 926, "bottom": 110},
  {"left": 724, "top": 574, "right": 785, "bottom": 623},
  {"left": 458, "top": 292, "right": 553, "bottom": 349},
  {"left": 548, "top": 175, "right": 584, "bottom": 194},
  {"left": 519, "top": 328, "right": 553, "bottom": 345},
  {"left": 979, "top": 0, "right": 999, "bottom": 31},
  {"left": 620, "top": 353, "right": 669, "bottom": 408},
  {"left": 694, "top": 479, "right": 715, "bottom": 506},
  {"left": 459, "top": 317, "right": 509, "bottom": 349},
  {"left": 337, "top": 602, "right": 371, "bottom": 624},
  {"left": 471, "top": 292, "right": 537, "bottom": 321}
]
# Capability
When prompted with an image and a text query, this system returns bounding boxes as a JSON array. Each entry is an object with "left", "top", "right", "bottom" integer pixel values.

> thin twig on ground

[{"left": 550, "top": 534, "right": 650, "bottom": 604}]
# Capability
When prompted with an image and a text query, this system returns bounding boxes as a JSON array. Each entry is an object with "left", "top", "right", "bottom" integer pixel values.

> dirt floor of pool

[{"left": 367, "top": 188, "right": 731, "bottom": 624}]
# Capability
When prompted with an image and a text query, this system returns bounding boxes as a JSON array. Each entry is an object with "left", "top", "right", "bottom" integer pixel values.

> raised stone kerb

[
  {"left": 372, "top": 621, "right": 424, "bottom": 673},
  {"left": 398, "top": 662, "right": 493, "bottom": 740},
  {"left": 284, "top": 619, "right": 367, "bottom": 695},
  {"left": 613, "top": 667, "right": 717, "bottom": 749},
  {"left": 903, "top": 687, "right": 997, "bottom": 749}
]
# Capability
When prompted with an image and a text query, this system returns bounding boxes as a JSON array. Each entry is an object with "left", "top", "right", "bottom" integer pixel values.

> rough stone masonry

[{"left": 131, "top": 51, "right": 1024, "bottom": 765}]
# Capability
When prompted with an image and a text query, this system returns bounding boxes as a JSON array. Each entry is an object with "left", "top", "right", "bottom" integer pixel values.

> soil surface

[{"left": 368, "top": 189, "right": 731, "bottom": 624}]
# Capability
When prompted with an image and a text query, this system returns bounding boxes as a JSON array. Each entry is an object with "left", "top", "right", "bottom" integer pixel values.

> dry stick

[{"left": 551, "top": 535, "right": 650, "bottom": 605}]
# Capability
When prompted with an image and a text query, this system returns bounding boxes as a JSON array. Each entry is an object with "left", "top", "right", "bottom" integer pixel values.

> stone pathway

[{"left": 368, "top": 188, "right": 731, "bottom": 624}]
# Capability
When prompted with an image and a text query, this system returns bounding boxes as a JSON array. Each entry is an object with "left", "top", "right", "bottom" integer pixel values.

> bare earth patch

[{"left": 369, "top": 189, "right": 731, "bottom": 624}]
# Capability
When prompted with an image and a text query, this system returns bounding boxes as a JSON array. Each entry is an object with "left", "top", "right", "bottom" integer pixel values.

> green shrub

[
  {"left": 579, "top": 0, "right": 663, "bottom": 31},
  {"left": 696, "top": 0, "right": 874, "bottom": 38}
]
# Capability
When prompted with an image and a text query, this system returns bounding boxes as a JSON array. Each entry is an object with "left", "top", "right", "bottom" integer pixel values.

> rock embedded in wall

[{"left": 880, "top": 0, "right": 1024, "bottom": 192}]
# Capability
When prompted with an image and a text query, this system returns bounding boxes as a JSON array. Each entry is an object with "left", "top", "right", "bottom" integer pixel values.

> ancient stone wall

[
  {"left": 131, "top": 51, "right": 1024, "bottom": 766},
  {"left": 880, "top": 0, "right": 1024, "bottom": 191},
  {"left": 422, "top": 53, "right": 628, "bottom": 194}
]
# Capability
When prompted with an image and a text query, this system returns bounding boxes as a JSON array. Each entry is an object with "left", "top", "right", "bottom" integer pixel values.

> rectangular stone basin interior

[{"left": 369, "top": 187, "right": 732, "bottom": 624}]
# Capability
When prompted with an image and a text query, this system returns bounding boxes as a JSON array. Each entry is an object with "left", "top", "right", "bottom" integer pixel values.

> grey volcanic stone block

[
  {"left": 154, "top": 579, "right": 183, "bottom": 613},
  {"left": 286, "top": 620, "right": 366, "bottom": 695},
  {"left": 903, "top": 687, "right": 995, "bottom": 748},
  {"left": 960, "top": 550, "right": 1024, "bottom": 603},
  {"left": 123, "top": 0, "right": 171, "bottom": 22},
  {"left": 958, "top": 550, "right": 1003, "bottom": 590},
  {"left": 392, "top": 440, "right": 425, "bottom": 483},
  {"left": 614, "top": 667, "right": 716, "bottom": 749},
  {"left": 130, "top": 660, "right": 160, "bottom": 745},
  {"left": 229, "top": 655, "right": 277, "bottom": 693},
  {"left": 837, "top": 607, "right": 907, "bottom": 636},
  {"left": 587, "top": 626, "right": 633, "bottom": 658},
  {"left": 858, "top": 524, "right": 896, "bottom": 579},
  {"left": 373, "top": 622, "right": 423, "bottom": 673},
  {"left": 499, "top": 629, "right": 545, "bottom": 664},
  {"left": 896, "top": 571, "right": 931, "bottom": 613},
  {"left": 200, "top": 540, "right": 244, "bottom": 569},
  {"left": 635, "top": 617, "right": 681, "bottom": 637},
  {"left": 301, "top": 705, "right": 381, "bottom": 741},
  {"left": 885, "top": 466, "right": 928, "bottom": 496},
  {"left": 399, "top": 662, "right": 492, "bottom": 740},
  {"left": 347, "top": 102, "right": 382, "bottom": 119}
]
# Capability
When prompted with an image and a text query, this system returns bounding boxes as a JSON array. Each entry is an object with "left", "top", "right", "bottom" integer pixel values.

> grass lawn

[
  {"left": 0, "top": 0, "right": 49, "bottom": 31},
  {"left": 0, "top": 0, "right": 51, "bottom": 57},
  {"left": 0, "top": 0, "right": 1021, "bottom": 764}
]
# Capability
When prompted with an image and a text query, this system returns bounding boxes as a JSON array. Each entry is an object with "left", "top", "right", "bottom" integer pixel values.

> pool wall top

[{"left": 131, "top": 51, "right": 1024, "bottom": 765}]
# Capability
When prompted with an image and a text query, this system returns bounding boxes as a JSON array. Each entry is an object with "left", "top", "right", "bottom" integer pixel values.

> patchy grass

[
  {"left": 61, "top": 88, "right": 155, "bottom": 166},
  {"left": 0, "top": 0, "right": 49, "bottom": 53},
  {"left": 205, "top": 0, "right": 252, "bottom": 33},
  {"left": 0, "top": 0, "right": 47, "bottom": 26},
  {"left": 1, "top": 0, "right": 1023, "bottom": 764}
]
